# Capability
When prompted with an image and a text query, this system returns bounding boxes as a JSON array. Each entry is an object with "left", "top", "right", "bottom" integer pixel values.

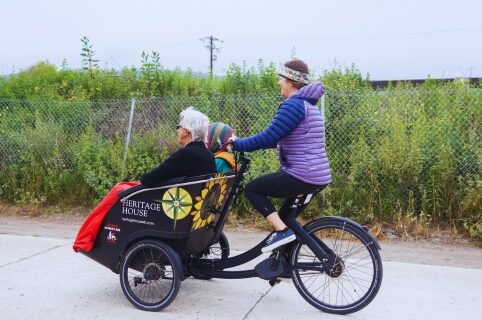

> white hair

[{"left": 179, "top": 106, "right": 209, "bottom": 142}]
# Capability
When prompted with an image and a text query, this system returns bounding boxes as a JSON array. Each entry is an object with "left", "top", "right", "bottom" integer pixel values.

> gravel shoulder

[{"left": 0, "top": 214, "right": 481, "bottom": 269}]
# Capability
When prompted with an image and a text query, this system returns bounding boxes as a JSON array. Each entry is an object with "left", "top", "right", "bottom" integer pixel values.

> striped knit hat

[
  {"left": 207, "top": 122, "right": 234, "bottom": 153},
  {"left": 278, "top": 59, "right": 310, "bottom": 85}
]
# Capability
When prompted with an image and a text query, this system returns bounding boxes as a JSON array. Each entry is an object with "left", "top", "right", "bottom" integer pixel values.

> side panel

[
  {"left": 82, "top": 174, "right": 237, "bottom": 270},
  {"left": 83, "top": 183, "right": 203, "bottom": 270}
]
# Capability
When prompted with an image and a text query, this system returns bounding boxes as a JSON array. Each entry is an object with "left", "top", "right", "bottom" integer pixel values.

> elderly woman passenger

[{"left": 140, "top": 106, "right": 216, "bottom": 187}]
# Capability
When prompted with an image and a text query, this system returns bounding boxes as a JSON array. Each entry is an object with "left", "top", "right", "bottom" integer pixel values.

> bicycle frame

[{"left": 190, "top": 151, "right": 333, "bottom": 279}]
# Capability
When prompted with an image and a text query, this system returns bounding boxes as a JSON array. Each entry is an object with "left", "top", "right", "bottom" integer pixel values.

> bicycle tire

[
  {"left": 120, "top": 239, "right": 182, "bottom": 311},
  {"left": 289, "top": 219, "right": 383, "bottom": 314}
]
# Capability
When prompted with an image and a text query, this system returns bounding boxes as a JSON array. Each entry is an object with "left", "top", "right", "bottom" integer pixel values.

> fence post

[
  {"left": 123, "top": 97, "right": 136, "bottom": 167},
  {"left": 321, "top": 92, "right": 325, "bottom": 121}
]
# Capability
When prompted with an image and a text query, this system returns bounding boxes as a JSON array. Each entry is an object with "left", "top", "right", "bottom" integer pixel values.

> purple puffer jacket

[{"left": 278, "top": 83, "right": 332, "bottom": 185}]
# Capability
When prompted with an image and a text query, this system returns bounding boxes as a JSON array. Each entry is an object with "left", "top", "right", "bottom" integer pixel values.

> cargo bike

[{"left": 75, "top": 150, "right": 383, "bottom": 314}]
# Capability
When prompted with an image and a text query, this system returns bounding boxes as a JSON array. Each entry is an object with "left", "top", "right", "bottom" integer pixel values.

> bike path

[{"left": 0, "top": 234, "right": 481, "bottom": 320}]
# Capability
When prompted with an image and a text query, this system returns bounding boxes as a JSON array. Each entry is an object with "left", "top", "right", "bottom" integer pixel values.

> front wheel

[
  {"left": 120, "top": 240, "right": 182, "bottom": 311},
  {"left": 201, "top": 232, "right": 230, "bottom": 260},
  {"left": 289, "top": 219, "right": 383, "bottom": 314}
]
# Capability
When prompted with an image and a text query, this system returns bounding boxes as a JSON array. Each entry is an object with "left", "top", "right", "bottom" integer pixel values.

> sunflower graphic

[
  {"left": 156, "top": 187, "right": 193, "bottom": 230},
  {"left": 191, "top": 174, "right": 228, "bottom": 230}
]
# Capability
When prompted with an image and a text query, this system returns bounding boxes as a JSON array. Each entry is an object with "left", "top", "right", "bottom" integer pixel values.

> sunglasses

[{"left": 176, "top": 124, "right": 182, "bottom": 129}]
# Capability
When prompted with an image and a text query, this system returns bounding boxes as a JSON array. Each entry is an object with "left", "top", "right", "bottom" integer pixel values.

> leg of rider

[
  {"left": 245, "top": 172, "right": 310, "bottom": 252},
  {"left": 265, "top": 196, "right": 300, "bottom": 230},
  {"left": 266, "top": 212, "right": 288, "bottom": 232},
  {"left": 244, "top": 172, "right": 287, "bottom": 230},
  {"left": 245, "top": 171, "right": 322, "bottom": 224}
]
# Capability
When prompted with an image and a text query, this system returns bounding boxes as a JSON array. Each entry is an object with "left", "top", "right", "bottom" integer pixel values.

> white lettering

[
  {"left": 121, "top": 217, "right": 155, "bottom": 226},
  {"left": 121, "top": 206, "right": 147, "bottom": 217},
  {"left": 121, "top": 200, "right": 161, "bottom": 217}
]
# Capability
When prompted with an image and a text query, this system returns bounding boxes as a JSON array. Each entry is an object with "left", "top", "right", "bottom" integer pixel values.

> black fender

[
  {"left": 114, "top": 230, "right": 189, "bottom": 273},
  {"left": 303, "top": 216, "right": 381, "bottom": 250}
]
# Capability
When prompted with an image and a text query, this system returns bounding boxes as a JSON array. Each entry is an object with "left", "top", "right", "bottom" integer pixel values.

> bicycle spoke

[
  {"left": 292, "top": 222, "right": 382, "bottom": 313},
  {"left": 125, "top": 246, "right": 175, "bottom": 305}
]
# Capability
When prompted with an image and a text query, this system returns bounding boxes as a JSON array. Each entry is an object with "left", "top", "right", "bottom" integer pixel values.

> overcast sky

[{"left": 0, "top": 0, "right": 481, "bottom": 80}]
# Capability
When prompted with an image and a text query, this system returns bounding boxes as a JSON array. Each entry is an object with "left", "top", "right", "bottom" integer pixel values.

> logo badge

[{"left": 157, "top": 187, "right": 193, "bottom": 230}]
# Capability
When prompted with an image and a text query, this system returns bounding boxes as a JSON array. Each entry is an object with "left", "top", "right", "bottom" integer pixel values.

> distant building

[{"left": 370, "top": 77, "right": 480, "bottom": 89}]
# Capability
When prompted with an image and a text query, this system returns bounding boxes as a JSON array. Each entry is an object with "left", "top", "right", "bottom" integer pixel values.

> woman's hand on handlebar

[
  {"left": 225, "top": 135, "right": 238, "bottom": 152},
  {"left": 227, "top": 135, "right": 237, "bottom": 144}
]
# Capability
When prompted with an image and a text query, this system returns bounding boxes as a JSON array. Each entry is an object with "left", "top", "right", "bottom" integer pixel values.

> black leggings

[{"left": 244, "top": 171, "right": 326, "bottom": 218}]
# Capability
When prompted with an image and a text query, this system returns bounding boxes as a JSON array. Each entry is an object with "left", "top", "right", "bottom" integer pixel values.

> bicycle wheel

[
  {"left": 289, "top": 219, "right": 383, "bottom": 314},
  {"left": 201, "top": 232, "right": 230, "bottom": 260},
  {"left": 120, "top": 240, "right": 182, "bottom": 311},
  {"left": 191, "top": 232, "right": 230, "bottom": 280}
]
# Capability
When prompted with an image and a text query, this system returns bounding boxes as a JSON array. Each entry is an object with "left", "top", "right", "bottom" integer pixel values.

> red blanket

[{"left": 73, "top": 181, "right": 140, "bottom": 252}]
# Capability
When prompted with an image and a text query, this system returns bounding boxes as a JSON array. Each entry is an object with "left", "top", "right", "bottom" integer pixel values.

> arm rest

[{"left": 117, "top": 176, "right": 187, "bottom": 198}]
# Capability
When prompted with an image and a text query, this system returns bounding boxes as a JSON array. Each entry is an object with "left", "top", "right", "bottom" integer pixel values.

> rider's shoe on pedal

[{"left": 261, "top": 228, "right": 296, "bottom": 253}]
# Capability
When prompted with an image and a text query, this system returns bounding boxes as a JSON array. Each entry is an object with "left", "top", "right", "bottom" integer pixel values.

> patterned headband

[{"left": 278, "top": 66, "right": 310, "bottom": 84}]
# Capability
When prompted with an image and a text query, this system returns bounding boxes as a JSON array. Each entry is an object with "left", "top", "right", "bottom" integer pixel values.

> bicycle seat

[{"left": 294, "top": 193, "right": 317, "bottom": 205}]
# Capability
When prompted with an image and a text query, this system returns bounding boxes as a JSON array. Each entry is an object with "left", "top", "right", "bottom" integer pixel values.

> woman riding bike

[{"left": 232, "top": 59, "right": 332, "bottom": 253}]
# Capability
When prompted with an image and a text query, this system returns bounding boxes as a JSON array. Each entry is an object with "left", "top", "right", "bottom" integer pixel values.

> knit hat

[
  {"left": 278, "top": 59, "right": 310, "bottom": 85},
  {"left": 207, "top": 122, "right": 234, "bottom": 153}
]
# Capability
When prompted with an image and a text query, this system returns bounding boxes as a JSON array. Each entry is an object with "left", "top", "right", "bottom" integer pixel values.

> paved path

[{"left": 1, "top": 234, "right": 481, "bottom": 320}]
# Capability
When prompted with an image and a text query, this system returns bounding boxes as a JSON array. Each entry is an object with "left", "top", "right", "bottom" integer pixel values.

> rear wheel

[
  {"left": 289, "top": 219, "right": 383, "bottom": 314},
  {"left": 191, "top": 232, "right": 230, "bottom": 280},
  {"left": 120, "top": 240, "right": 182, "bottom": 311}
]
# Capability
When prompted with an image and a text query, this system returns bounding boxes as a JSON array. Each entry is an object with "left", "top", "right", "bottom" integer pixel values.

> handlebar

[{"left": 220, "top": 141, "right": 235, "bottom": 153}]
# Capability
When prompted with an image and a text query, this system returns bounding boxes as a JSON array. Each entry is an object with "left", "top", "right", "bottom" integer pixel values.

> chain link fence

[
  {"left": 0, "top": 94, "right": 284, "bottom": 170},
  {"left": 0, "top": 88, "right": 480, "bottom": 222}
]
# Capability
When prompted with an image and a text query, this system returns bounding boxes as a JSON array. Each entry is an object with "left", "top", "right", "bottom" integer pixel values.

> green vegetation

[
  {"left": 0, "top": 59, "right": 480, "bottom": 241},
  {"left": 80, "top": 36, "right": 99, "bottom": 78}
]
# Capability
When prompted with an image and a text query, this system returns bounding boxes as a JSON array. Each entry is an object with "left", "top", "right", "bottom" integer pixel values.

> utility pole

[{"left": 200, "top": 36, "right": 223, "bottom": 78}]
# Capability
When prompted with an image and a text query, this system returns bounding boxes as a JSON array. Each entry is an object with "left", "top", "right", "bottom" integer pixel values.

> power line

[{"left": 224, "top": 26, "right": 482, "bottom": 43}]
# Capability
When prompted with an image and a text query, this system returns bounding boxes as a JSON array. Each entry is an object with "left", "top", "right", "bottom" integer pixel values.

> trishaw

[{"left": 74, "top": 151, "right": 383, "bottom": 314}]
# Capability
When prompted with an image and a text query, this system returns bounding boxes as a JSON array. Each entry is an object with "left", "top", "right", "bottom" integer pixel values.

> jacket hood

[{"left": 291, "top": 81, "right": 325, "bottom": 100}]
